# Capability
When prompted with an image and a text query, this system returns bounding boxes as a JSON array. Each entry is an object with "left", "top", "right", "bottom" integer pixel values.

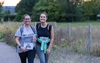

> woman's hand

[
  {"left": 20, "top": 46, "right": 26, "bottom": 52},
  {"left": 33, "top": 38, "right": 37, "bottom": 42},
  {"left": 46, "top": 48, "right": 51, "bottom": 55},
  {"left": 46, "top": 26, "right": 54, "bottom": 55}
]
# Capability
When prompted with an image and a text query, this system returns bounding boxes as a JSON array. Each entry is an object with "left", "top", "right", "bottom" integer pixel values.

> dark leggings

[{"left": 18, "top": 48, "right": 36, "bottom": 63}]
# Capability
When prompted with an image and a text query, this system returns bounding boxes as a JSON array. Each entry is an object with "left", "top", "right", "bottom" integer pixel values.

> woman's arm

[
  {"left": 15, "top": 36, "right": 26, "bottom": 52},
  {"left": 15, "top": 37, "right": 21, "bottom": 47},
  {"left": 48, "top": 26, "right": 54, "bottom": 50}
]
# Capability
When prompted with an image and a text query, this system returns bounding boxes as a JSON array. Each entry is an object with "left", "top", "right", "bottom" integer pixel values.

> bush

[
  {"left": 1, "top": 26, "right": 16, "bottom": 46},
  {"left": 91, "top": 43, "right": 100, "bottom": 56},
  {"left": 0, "top": 32, "right": 4, "bottom": 41},
  {"left": 54, "top": 28, "right": 68, "bottom": 45},
  {"left": 0, "top": 22, "right": 20, "bottom": 47},
  {"left": 3, "top": 15, "right": 16, "bottom": 21},
  {"left": 14, "top": 11, "right": 23, "bottom": 21}
]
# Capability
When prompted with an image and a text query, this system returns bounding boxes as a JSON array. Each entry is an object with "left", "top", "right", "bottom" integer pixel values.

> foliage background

[{"left": 1, "top": 0, "right": 98, "bottom": 22}]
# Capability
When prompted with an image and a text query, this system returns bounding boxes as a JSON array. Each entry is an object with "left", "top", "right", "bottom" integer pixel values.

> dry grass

[
  {"left": 0, "top": 22, "right": 21, "bottom": 46},
  {"left": 91, "top": 43, "right": 100, "bottom": 56},
  {"left": 49, "top": 46, "right": 100, "bottom": 63},
  {"left": 53, "top": 26, "right": 100, "bottom": 56},
  {"left": 0, "top": 22, "right": 100, "bottom": 63}
]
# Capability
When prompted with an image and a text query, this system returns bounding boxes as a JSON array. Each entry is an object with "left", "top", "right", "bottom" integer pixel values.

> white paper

[{"left": 24, "top": 43, "right": 34, "bottom": 50}]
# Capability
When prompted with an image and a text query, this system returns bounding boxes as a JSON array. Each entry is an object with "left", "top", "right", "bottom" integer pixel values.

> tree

[
  {"left": 15, "top": 0, "right": 39, "bottom": 15},
  {"left": 0, "top": 1, "right": 4, "bottom": 13},
  {"left": 92, "top": 0, "right": 100, "bottom": 20},
  {"left": 79, "top": 0, "right": 100, "bottom": 20},
  {"left": 14, "top": 11, "right": 23, "bottom": 21},
  {"left": 0, "top": 1, "right": 4, "bottom": 22},
  {"left": 58, "top": 0, "right": 83, "bottom": 22},
  {"left": 32, "top": 0, "right": 65, "bottom": 22},
  {"left": 15, "top": 0, "right": 39, "bottom": 21}
]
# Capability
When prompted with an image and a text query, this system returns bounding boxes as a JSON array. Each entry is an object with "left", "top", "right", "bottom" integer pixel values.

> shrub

[
  {"left": 91, "top": 43, "right": 100, "bottom": 56},
  {"left": 0, "top": 32, "right": 4, "bottom": 41},
  {"left": 1, "top": 26, "right": 16, "bottom": 46},
  {"left": 54, "top": 28, "right": 68, "bottom": 45},
  {"left": 0, "top": 22, "right": 20, "bottom": 47}
]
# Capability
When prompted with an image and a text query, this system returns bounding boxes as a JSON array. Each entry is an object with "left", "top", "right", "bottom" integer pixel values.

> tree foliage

[
  {"left": 79, "top": 0, "right": 100, "bottom": 20},
  {"left": 58, "top": 0, "right": 84, "bottom": 22},
  {"left": 0, "top": 1, "right": 4, "bottom": 13},
  {"left": 15, "top": 0, "right": 100, "bottom": 22},
  {"left": 15, "top": 0, "right": 39, "bottom": 21},
  {"left": 32, "top": 0, "right": 65, "bottom": 22},
  {"left": 15, "top": 0, "right": 38, "bottom": 14},
  {"left": 0, "top": 2, "right": 4, "bottom": 21}
]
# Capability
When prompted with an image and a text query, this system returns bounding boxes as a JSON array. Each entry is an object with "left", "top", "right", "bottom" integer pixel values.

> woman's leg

[
  {"left": 18, "top": 52, "right": 27, "bottom": 63},
  {"left": 36, "top": 44, "right": 45, "bottom": 63},
  {"left": 45, "top": 54, "right": 50, "bottom": 63},
  {"left": 27, "top": 47, "right": 36, "bottom": 63}
]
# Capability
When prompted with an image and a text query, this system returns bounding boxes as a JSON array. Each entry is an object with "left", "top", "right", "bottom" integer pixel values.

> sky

[{"left": 0, "top": 0, "right": 21, "bottom": 6}]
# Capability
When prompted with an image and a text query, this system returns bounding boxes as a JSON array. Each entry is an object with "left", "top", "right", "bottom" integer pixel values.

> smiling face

[
  {"left": 23, "top": 15, "right": 31, "bottom": 25},
  {"left": 40, "top": 13, "right": 47, "bottom": 23}
]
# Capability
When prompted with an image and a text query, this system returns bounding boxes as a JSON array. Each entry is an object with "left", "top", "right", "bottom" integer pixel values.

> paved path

[{"left": 0, "top": 42, "right": 39, "bottom": 63}]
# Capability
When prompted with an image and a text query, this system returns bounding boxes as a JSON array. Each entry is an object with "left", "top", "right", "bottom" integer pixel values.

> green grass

[{"left": 57, "top": 21, "right": 100, "bottom": 28}]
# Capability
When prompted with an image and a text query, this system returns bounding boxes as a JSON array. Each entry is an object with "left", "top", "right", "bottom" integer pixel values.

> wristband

[{"left": 19, "top": 46, "right": 22, "bottom": 48}]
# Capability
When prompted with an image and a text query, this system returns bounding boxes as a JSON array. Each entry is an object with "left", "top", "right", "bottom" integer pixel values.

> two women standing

[{"left": 15, "top": 12, "right": 54, "bottom": 63}]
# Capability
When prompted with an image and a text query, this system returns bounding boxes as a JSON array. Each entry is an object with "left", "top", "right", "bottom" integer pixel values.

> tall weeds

[{"left": 0, "top": 22, "right": 100, "bottom": 56}]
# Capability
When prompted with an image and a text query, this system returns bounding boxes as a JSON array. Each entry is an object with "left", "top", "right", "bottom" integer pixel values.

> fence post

[
  {"left": 54, "top": 22, "right": 57, "bottom": 33},
  {"left": 88, "top": 23, "right": 92, "bottom": 63},
  {"left": 88, "top": 23, "right": 92, "bottom": 54},
  {"left": 67, "top": 23, "right": 71, "bottom": 43}
]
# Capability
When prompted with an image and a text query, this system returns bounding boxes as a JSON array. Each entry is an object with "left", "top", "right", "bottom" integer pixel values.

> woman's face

[
  {"left": 40, "top": 14, "right": 47, "bottom": 23},
  {"left": 24, "top": 15, "right": 31, "bottom": 25}
]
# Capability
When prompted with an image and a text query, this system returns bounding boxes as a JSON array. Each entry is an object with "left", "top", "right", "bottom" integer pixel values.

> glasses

[
  {"left": 25, "top": 21, "right": 31, "bottom": 22},
  {"left": 24, "top": 18, "right": 31, "bottom": 20}
]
